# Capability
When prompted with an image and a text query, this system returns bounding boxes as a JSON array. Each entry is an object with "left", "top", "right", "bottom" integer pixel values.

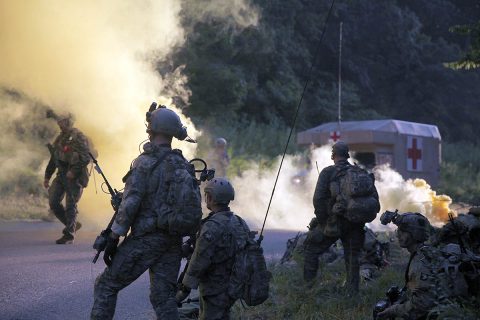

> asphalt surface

[{"left": 0, "top": 221, "right": 297, "bottom": 320}]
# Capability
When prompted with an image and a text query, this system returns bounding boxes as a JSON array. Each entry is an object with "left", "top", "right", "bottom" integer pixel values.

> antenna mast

[{"left": 337, "top": 21, "right": 343, "bottom": 134}]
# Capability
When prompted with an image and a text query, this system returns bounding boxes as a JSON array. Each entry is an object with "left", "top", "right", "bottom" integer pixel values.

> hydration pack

[{"left": 331, "top": 165, "right": 379, "bottom": 224}]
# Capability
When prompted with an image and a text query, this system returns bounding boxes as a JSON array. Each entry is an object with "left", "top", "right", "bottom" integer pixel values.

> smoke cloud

[
  {"left": 0, "top": 0, "right": 260, "bottom": 226},
  {"left": 230, "top": 145, "right": 452, "bottom": 232}
]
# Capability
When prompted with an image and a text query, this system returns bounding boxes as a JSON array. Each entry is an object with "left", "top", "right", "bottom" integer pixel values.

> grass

[
  {"left": 0, "top": 194, "right": 49, "bottom": 221},
  {"left": 232, "top": 240, "right": 407, "bottom": 320}
]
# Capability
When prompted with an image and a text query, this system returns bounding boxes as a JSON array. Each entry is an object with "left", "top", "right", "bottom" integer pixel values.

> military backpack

[
  {"left": 154, "top": 150, "right": 202, "bottom": 236},
  {"left": 331, "top": 165, "right": 380, "bottom": 224},
  {"left": 228, "top": 217, "right": 271, "bottom": 306}
]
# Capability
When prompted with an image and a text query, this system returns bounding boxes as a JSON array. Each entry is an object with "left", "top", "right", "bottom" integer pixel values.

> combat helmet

[
  {"left": 46, "top": 108, "right": 74, "bottom": 127},
  {"left": 204, "top": 177, "right": 235, "bottom": 205},
  {"left": 215, "top": 137, "right": 227, "bottom": 148},
  {"left": 381, "top": 211, "right": 431, "bottom": 242},
  {"left": 332, "top": 141, "right": 350, "bottom": 158},
  {"left": 147, "top": 106, "right": 188, "bottom": 141}
]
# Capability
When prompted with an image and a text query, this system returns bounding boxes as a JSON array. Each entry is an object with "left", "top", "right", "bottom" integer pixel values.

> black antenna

[{"left": 257, "top": 0, "right": 337, "bottom": 244}]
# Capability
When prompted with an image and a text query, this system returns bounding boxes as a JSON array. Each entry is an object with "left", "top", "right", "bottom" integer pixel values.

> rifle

[
  {"left": 89, "top": 152, "right": 123, "bottom": 264},
  {"left": 448, "top": 212, "right": 467, "bottom": 254}
]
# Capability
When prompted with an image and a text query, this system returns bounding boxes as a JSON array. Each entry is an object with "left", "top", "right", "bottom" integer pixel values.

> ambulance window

[{"left": 354, "top": 152, "right": 376, "bottom": 169}]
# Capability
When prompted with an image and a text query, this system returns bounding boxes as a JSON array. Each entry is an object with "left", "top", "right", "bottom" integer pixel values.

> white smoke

[{"left": 231, "top": 145, "right": 452, "bottom": 232}]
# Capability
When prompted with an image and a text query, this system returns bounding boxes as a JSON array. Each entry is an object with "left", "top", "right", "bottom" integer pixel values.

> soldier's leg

[
  {"left": 48, "top": 177, "right": 67, "bottom": 225},
  {"left": 91, "top": 235, "right": 160, "bottom": 320},
  {"left": 149, "top": 235, "right": 182, "bottom": 320},
  {"left": 303, "top": 228, "right": 337, "bottom": 282},
  {"left": 340, "top": 225, "right": 365, "bottom": 293},
  {"left": 63, "top": 179, "right": 83, "bottom": 239},
  {"left": 198, "top": 291, "right": 234, "bottom": 320}
]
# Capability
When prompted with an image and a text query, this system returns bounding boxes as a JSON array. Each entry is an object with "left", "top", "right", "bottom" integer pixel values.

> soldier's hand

[
  {"left": 175, "top": 283, "right": 191, "bottom": 306},
  {"left": 103, "top": 235, "right": 120, "bottom": 267},
  {"left": 66, "top": 171, "right": 75, "bottom": 180},
  {"left": 43, "top": 179, "right": 50, "bottom": 189}
]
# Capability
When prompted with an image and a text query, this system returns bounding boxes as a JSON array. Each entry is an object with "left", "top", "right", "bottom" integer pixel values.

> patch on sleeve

[{"left": 202, "top": 231, "right": 214, "bottom": 242}]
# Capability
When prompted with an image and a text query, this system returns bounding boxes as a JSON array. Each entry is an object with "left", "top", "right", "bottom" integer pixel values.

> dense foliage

[{"left": 160, "top": 0, "right": 480, "bottom": 145}]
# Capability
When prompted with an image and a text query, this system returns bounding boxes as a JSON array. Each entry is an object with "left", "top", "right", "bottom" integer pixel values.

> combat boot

[
  {"left": 75, "top": 221, "right": 82, "bottom": 231},
  {"left": 56, "top": 235, "right": 74, "bottom": 244}
]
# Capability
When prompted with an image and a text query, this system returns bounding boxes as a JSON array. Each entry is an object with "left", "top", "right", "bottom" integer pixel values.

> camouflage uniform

[
  {"left": 91, "top": 143, "right": 192, "bottom": 320},
  {"left": 433, "top": 209, "right": 480, "bottom": 254},
  {"left": 304, "top": 159, "right": 379, "bottom": 292},
  {"left": 45, "top": 127, "right": 90, "bottom": 239},
  {"left": 182, "top": 210, "right": 250, "bottom": 320},
  {"left": 207, "top": 144, "right": 230, "bottom": 178},
  {"left": 380, "top": 244, "right": 470, "bottom": 319}
]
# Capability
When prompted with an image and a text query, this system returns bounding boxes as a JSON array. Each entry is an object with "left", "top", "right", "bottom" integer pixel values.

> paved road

[{"left": 0, "top": 221, "right": 297, "bottom": 320}]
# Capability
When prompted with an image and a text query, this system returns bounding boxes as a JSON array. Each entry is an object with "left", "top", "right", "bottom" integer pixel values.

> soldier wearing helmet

[
  {"left": 433, "top": 207, "right": 480, "bottom": 254},
  {"left": 207, "top": 137, "right": 230, "bottom": 177},
  {"left": 176, "top": 178, "right": 251, "bottom": 319},
  {"left": 303, "top": 141, "right": 380, "bottom": 294},
  {"left": 91, "top": 105, "right": 201, "bottom": 320},
  {"left": 376, "top": 211, "right": 470, "bottom": 319},
  {"left": 44, "top": 110, "right": 91, "bottom": 244}
]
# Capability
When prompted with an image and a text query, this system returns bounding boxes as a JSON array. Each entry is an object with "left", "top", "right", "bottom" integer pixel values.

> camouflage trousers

[
  {"left": 303, "top": 220, "right": 365, "bottom": 292},
  {"left": 48, "top": 175, "right": 83, "bottom": 238},
  {"left": 198, "top": 289, "right": 234, "bottom": 320},
  {"left": 91, "top": 232, "right": 182, "bottom": 320}
]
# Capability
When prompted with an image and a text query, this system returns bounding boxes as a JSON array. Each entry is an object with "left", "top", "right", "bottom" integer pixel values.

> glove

[
  {"left": 175, "top": 283, "right": 191, "bottom": 306},
  {"left": 103, "top": 235, "right": 120, "bottom": 267}
]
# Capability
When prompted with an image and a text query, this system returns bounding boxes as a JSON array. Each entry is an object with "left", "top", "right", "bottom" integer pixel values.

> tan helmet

[
  {"left": 204, "top": 177, "right": 235, "bottom": 205},
  {"left": 147, "top": 107, "right": 188, "bottom": 140},
  {"left": 215, "top": 137, "right": 227, "bottom": 148},
  {"left": 394, "top": 212, "right": 431, "bottom": 242},
  {"left": 332, "top": 141, "right": 350, "bottom": 158}
]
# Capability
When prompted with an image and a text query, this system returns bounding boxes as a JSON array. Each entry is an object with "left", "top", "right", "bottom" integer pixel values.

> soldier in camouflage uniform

[
  {"left": 207, "top": 137, "right": 230, "bottom": 177},
  {"left": 377, "top": 211, "right": 470, "bottom": 319},
  {"left": 91, "top": 107, "right": 200, "bottom": 320},
  {"left": 433, "top": 206, "right": 480, "bottom": 254},
  {"left": 303, "top": 141, "right": 379, "bottom": 293},
  {"left": 44, "top": 113, "right": 90, "bottom": 244},
  {"left": 176, "top": 178, "right": 251, "bottom": 320}
]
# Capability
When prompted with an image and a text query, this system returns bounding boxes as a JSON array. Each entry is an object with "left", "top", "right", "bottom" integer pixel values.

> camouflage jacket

[
  {"left": 383, "top": 244, "right": 469, "bottom": 319},
  {"left": 182, "top": 210, "right": 250, "bottom": 295},
  {"left": 111, "top": 142, "right": 191, "bottom": 237},
  {"left": 313, "top": 160, "right": 351, "bottom": 222},
  {"left": 313, "top": 160, "right": 379, "bottom": 232},
  {"left": 45, "top": 127, "right": 90, "bottom": 187},
  {"left": 207, "top": 150, "right": 230, "bottom": 177}
]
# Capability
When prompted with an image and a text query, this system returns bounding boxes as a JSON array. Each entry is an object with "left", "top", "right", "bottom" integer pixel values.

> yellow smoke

[
  {"left": 0, "top": 0, "right": 197, "bottom": 227},
  {"left": 374, "top": 164, "right": 452, "bottom": 227}
]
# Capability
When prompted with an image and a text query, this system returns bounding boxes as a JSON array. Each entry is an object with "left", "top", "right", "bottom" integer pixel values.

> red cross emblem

[
  {"left": 407, "top": 136, "right": 423, "bottom": 171},
  {"left": 329, "top": 131, "right": 341, "bottom": 142}
]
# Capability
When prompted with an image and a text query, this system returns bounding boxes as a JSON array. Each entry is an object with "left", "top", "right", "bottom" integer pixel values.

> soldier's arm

[
  {"left": 182, "top": 222, "right": 218, "bottom": 289},
  {"left": 383, "top": 255, "right": 436, "bottom": 319},
  {"left": 110, "top": 158, "right": 150, "bottom": 236},
  {"left": 44, "top": 156, "right": 56, "bottom": 180},
  {"left": 313, "top": 167, "right": 334, "bottom": 221},
  {"left": 69, "top": 130, "right": 90, "bottom": 176}
]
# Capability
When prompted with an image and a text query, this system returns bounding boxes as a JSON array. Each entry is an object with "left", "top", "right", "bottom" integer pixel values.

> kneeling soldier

[{"left": 176, "top": 178, "right": 251, "bottom": 320}]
